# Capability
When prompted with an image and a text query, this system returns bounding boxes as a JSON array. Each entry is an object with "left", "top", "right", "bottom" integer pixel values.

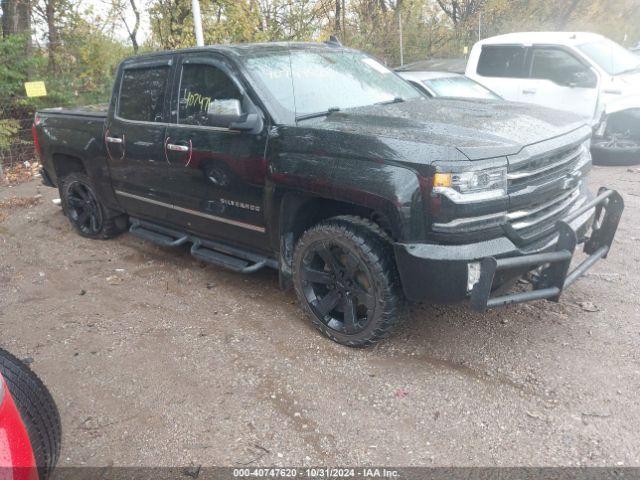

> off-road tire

[
  {"left": 293, "top": 215, "right": 402, "bottom": 347},
  {"left": 60, "top": 172, "right": 126, "bottom": 239},
  {"left": 591, "top": 142, "right": 640, "bottom": 166},
  {"left": 0, "top": 348, "right": 61, "bottom": 480}
]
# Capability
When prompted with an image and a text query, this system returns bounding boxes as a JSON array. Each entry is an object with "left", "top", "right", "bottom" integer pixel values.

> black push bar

[{"left": 470, "top": 188, "right": 624, "bottom": 312}]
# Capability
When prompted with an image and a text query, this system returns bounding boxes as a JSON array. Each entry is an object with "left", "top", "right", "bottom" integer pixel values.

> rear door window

[
  {"left": 477, "top": 45, "right": 527, "bottom": 78},
  {"left": 118, "top": 66, "right": 170, "bottom": 122}
]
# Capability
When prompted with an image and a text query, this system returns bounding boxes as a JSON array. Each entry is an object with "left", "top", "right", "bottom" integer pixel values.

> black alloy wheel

[
  {"left": 65, "top": 180, "right": 104, "bottom": 235},
  {"left": 591, "top": 135, "right": 640, "bottom": 166},
  {"left": 300, "top": 242, "right": 375, "bottom": 335},
  {"left": 60, "top": 172, "right": 126, "bottom": 239},
  {"left": 293, "top": 216, "right": 401, "bottom": 347}
]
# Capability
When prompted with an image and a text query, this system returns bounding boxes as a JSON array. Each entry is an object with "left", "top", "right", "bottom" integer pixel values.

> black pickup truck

[{"left": 34, "top": 42, "right": 624, "bottom": 347}]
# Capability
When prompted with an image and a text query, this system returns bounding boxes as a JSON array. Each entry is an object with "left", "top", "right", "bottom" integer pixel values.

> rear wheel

[
  {"left": 60, "top": 172, "right": 126, "bottom": 239},
  {"left": 293, "top": 216, "right": 401, "bottom": 347},
  {"left": 0, "top": 348, "right": 61, "bottom": 480}
]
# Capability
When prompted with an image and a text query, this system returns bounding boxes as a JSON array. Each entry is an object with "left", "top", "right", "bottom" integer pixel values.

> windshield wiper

[
  {"left": 296, "top": 107, "right": 341, "bottom": 121},
  {"left": 375, "top": 96, "right": 405, "bottom": 106}
]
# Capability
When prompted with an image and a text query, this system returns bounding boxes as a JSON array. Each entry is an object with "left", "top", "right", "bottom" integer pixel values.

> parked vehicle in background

[
  {"left": 397, "top": 71, "right": 501, "bottom": 100},
  {"left": 396, "top": 58, "right": 467, "bottom": 75},
  {"left": 466, "top": 32, "right": 640, "bottom": 165},
  {"left": 0, "top": 348, "right": 61, "bottom": 480},
  {"left": 33, "top": 42, "right": 623, "bottom": 347}
]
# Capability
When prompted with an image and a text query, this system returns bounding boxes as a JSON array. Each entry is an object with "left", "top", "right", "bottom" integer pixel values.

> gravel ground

[{"left": 1, "top": 166, "right": 639, "bottom": 468}]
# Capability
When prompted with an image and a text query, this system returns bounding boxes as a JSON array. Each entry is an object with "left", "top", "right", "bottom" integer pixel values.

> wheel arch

[
  {"left": 276, "top": 192, "right": 399, "bottom": 289},
  {"left": 51, "top": 152, "right": 87, "bottom": 184},
  {"left": 601, "top": 108, "right": 640, "bottom": 140}
]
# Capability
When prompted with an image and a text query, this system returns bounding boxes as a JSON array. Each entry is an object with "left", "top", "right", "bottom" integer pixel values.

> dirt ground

[{"left": 1, "top": 166, "right": 639, "bottom": 468}]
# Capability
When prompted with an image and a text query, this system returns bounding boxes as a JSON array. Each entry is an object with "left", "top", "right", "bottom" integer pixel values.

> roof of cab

[
  {"left": 477, "top": 31, "right": 606, "bottom": 47},
  {"left": 122, "top": 41, "right": 344, "bottom": 63}
]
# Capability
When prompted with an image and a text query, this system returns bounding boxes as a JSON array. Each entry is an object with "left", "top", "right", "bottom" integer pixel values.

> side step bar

[
  {"left": 128, "top": 218, "right": 277, "bottom": 274},
  {"left": 130, "top": 219, "right": 189, "bottom": 247}
]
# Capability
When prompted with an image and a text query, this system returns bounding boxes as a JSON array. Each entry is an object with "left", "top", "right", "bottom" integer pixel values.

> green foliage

[
  {"left": 2, "top": 0, "right": 640, "bottom": 116},
  {"left": 53, "top": 13, "right": 131, "bottom": 105},
  {"left": 0, "top": 120, "right": 21, "bottom": 150},
  {"left": 0, "top": 34, "right": 43, "bottom": 99}
]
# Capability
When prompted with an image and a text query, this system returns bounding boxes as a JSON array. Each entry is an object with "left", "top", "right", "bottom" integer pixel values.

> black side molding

[{"left": 471, "top": 188, "right": 624, "bottom": 312}]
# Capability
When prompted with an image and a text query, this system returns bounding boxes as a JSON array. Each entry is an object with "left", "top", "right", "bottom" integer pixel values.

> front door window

[{"left": 178, "top": 64, "right": 243, "bottom": 128}]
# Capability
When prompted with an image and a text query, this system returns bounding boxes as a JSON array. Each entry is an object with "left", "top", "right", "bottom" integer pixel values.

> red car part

[{"left": 0, "top": 376, "right": 38, "bottom": 480}]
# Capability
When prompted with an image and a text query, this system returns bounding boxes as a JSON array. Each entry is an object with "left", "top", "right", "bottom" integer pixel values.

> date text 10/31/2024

[{"left": 232, "top": 468, "right": 400, "bottom": 478}]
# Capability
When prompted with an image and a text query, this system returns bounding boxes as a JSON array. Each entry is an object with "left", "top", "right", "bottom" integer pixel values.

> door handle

[
  {"left": 164, "top": 138, "right": 193, "bottom": 167},
  {"left": 522, "top": 88, "right": 537, "bottom": 95},
  {"left": 166, "top": 143, "right": 189, "bottom": 152},
  {"left": 105, "top": 130, "right": 125, "bottom": 161}
]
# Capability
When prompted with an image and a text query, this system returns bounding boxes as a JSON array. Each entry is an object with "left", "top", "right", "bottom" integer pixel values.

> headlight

[{"left": 433, "top": 167, "right": 507, "bottom": 203}]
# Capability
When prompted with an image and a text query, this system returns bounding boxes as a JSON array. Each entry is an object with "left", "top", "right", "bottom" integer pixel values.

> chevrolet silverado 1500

[{"left": 34, "top": 42, "right": 624, "bottom": 347}]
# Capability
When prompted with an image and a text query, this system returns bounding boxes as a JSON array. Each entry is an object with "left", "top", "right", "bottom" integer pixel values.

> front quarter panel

[
  {"left": 604, "top": 95, "right": 640, "bottom": 115},
  {"left": 268, "top": 126, "right": 435, "bottom": 241}
]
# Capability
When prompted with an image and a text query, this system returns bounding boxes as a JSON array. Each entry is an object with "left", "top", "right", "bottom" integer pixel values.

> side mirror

[
  {"left": 566, "top": 69, "right": 598, "bottom": 89},
  {"left": 206, "top": 98, "right": 263, "bottom": 133},
  {"left": 207, "top": 99, "right": 243, "bottom": 127},
  {"left": 230, "top": 113, "right": 262, "bottom": 132}
]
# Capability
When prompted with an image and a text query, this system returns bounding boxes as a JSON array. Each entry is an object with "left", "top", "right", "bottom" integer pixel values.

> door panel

[
  {"left": 106, "top": 121, "right": 170, "bottom": 220},
  {"left": 105, "top": 61, "right": 174, "bottom": 221},
  {"left": 164, "top": 55, "right": 269, "bottom": 250},
  {"left": 518, "top": 47, "right": 599, "bottom": 119}
]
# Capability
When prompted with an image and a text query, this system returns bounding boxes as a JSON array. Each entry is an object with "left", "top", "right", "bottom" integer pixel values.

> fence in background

[{"left": 0, "top": 98, "right": 38, "bottom": 183}]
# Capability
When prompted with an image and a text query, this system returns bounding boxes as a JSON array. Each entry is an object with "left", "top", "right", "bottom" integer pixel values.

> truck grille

[
  {"left": 507, "top": 144, "right": 582, "bottom": 192},
  {"left": 507, "top": 186, "right": 585, "bottom": 242}
]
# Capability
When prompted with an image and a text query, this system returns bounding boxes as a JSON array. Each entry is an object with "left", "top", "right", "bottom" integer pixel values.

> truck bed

[{"left": 38, "top": 104, "right": 108, "bottom": 119}]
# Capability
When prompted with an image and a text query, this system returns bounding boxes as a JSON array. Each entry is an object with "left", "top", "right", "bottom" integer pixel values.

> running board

[
  {"left": 128, "top": 218, "right": 276, "bottom": 274},
  {"left": 190, "top": 239, "right": 274, "bottom": 273},
  {"left": 129, "top": 219, "right": 189, "bottom": 247}
]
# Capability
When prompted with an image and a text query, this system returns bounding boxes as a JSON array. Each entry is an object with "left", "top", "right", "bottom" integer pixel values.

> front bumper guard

[{"left": 470, "top": 187, "right": 624, "bottom": 312}]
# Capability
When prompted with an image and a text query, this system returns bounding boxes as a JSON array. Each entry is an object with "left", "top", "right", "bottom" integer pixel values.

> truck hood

[{"left": 311, "top": 98, "right": 587, "bottom": 160}]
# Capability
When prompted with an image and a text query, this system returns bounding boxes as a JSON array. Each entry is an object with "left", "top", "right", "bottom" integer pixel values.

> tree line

[{"left": 1, "top": 0, "right": 639, "bottom": 108}]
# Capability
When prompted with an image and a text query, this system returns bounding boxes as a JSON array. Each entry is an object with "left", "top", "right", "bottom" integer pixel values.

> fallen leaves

[
  {"left": 0, "top": 195, "right": 42, "bottom": 222},
  {"left": 1, "top": 161, "right": 41, "bottom": 185}
]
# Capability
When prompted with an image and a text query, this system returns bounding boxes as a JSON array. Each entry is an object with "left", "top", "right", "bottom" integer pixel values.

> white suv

[{"left": 466, "top": 32, "right": 640, "bottom": 164}]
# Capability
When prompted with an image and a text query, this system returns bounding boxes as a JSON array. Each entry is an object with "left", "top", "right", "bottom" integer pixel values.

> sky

[{"left": 81, "top": 0, "right": 152, "bottom": 43}]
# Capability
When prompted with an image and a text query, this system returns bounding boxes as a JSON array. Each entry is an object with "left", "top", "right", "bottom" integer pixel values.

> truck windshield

[
  {"left": 244, "top": 49, "right": 420, "bottom": 121},
  {"left": 577, "top": 39, "right": 640, "bottom": 76}
]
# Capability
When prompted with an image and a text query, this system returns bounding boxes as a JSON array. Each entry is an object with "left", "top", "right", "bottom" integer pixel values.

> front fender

[
  {"left": 605, "top": 95, "right": 640, "bottom": 115},
  {"left": 267, "top": 126, "right": 430, "bottom": 243}
]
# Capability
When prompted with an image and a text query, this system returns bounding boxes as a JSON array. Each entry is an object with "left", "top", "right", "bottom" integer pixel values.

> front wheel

[{"left": 293, "top": 216, "right": 401, "bottom": 347}]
